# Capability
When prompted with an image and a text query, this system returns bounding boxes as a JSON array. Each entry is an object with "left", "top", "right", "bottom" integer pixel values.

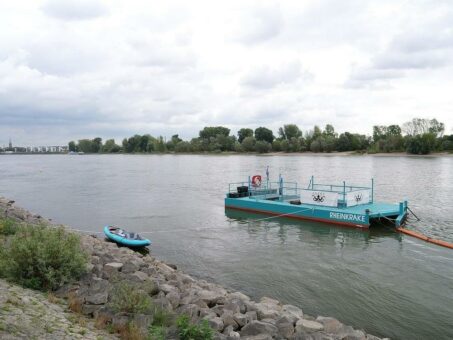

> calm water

[{"left": 0, "top": 154, "right": 452, "bottom": 339}]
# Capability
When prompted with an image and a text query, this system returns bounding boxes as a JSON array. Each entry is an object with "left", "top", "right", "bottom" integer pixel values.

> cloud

[
  {"left": 241, "top": 61, "right": 306, "bottom": 89},
  {"left": 0, "top": 0, "right": 452, "bottom": 145},
  {"left": 233, "top": 5, "right": 283, "bottom": 44},
  {"left": 42, "top": 0, "right": 107, "bottom": 21}
]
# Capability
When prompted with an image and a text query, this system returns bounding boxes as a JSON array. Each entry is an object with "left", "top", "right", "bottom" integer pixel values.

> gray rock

[
  {"left": 177, "top": 304, "right": 200, "bottom": 321},
  {"left": 242, "top": 335, "right": 273, "bottom": 340},
  {"left": 222, "top": 310, "right": 239, "bottom": 330},
  {"left": 103, "top": 262, "right": 123, "bottom": 278},
  {"left": 282, "top": 304, "right": 303, "bottom": 320},
  {"left": 85, "top": 291, "right": 108, "bottom": 305},
  {"left": 241, "top": 320, "right": 278, "bottom": 337},
  {"left": 254, "top": 302, "right": 280, "bottom": 320},
  {"left": 121, "top": 260, "right": 139, "bottom": 274},
  {"left": 233, "top": 313, "right": 247, "bottom": 327},
  {"left": 82, "top": 303, "right": 102, "bottom": 316},
  {"left": 276, "top": 319, "right": 295, "bottom": 339},
  {"left": 198, "top": 289, "right": 227, "bottom": 306},
  {"left": 159, "top": 283, "right": 177, "bottom": 294},
  {"left": 295, "top": 319, "right": 324, "bottom": 333},
  {"left": 112, "top": 313, "right": 130, "bottom": 330},
  {"left": 316, "top": 316, "right": 343, "bottom": 334},
  {"left": 133, "top": 313, "right": 153, "bottom": 332},
  {"left": 167, "top": 290, "right": 181, "bottom": 309},
  {"left": 128, "top": 271, "right": 148, "bottom": 282},
  {"left": 245, "top": 311, "right": 258, "bottom": 323},
  {"left": 227, "top": 331, "right": 241, "bottom": 339},
  {"left": 206, "top": 316, "right": 224, "bottom": 331},
  {"left": 223, "top": 325, "right": 234, "bottom": 335}
]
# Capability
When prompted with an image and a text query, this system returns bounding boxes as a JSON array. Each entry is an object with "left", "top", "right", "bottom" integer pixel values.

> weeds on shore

[
  {"left": 0, "top": 217, "right": 18, "bottom": 236},
  {"left": 176, "top": 315, "right": 213, "bottom": 340},
  {"left": 0, "top": 222, "right": 88, "bottom": 291},
  {"left": 109, "top": 282, "right": 153, "bottom": 314}
]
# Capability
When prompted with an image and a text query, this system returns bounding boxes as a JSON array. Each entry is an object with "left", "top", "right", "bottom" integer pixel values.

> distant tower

[{"left": 8, "top": 138, "right": 12, "bottom": 149}]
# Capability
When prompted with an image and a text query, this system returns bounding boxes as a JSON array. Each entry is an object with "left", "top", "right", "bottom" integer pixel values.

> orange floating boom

[{"left": 396, "top": 227, "right": 453, "bottom": 250}]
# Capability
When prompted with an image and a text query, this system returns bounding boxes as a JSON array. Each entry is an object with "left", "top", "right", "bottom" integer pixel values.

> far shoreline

[{"left": 1, "top": 151, "right": 452, "bottom": 157}]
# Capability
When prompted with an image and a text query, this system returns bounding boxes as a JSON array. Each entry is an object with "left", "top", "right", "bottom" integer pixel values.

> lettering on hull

[{"left": 329, "top": 212, "right": 366, "bottom": 223}]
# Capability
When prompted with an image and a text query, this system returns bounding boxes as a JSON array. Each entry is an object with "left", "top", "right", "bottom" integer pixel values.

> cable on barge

[{"left": 225, "top": 174, "right": 408, "bottom": 229}]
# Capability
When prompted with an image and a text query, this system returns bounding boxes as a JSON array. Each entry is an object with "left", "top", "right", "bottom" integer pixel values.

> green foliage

[
  {"left": 102, "top": 139, "right": 121, "bottom": 153},
  {"left": 109, "top": 282, "right": 152, "bottom": 314},
  {"left": 0, "top": 225, "right": 87, "bottom": 291},
  {"left": 152, "top": 306, "right": 173, "bottom": 327},
  {"left": 148, "top": 325, "right": 166, "bottom": 340},
  {"left": 199, "top": 126, "right": 230, "bottom": 139},
  {"left": 68, "top": 141, "right": 77, "bottom": 152},
  {"left": 0, "top": 218, "right": 18, "bottom": 236},
  {"left": 254, "top": 127, "right": 274, "bottom": 143},
  {"left": 241, "top": 136, "right": 256, "bottom": 152},
  {"left": 175, "top": 141, "right": 193, "bottom": 153},
  {"left": 237, "top": 128, "right": 253, "bottom": 143},
  {"left": 255, "top": 141, "right": 271, "bottom": 153},
  {"left": 406, "top": 133, "right": 437, "bottom": 154},
  {"left": 278, "top": 124, "right": 302, "bottom": 140},
  {"left": 176, "top": 315, "right": 213, "bottom": 340}
]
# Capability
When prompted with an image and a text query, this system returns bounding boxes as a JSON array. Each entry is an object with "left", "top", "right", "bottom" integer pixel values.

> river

[{"left": 0, "top": 154, "right": 452, "bottom": 339}]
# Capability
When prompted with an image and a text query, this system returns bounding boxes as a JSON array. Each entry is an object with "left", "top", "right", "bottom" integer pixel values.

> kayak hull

[{"left": 103, "top": 226, "right": 151, "bottom": 247}]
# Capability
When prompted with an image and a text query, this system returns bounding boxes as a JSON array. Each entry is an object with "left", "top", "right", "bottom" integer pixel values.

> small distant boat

[{"left": 103, "top": 226, "right": 151, "bottom": 247}]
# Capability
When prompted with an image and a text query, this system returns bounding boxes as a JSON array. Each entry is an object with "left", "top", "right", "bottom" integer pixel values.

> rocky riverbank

[{"left": 0, "top": 197, "right": 387, "bottom": 340}]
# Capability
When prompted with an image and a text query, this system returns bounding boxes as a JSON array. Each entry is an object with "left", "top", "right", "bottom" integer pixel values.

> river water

[{"left": 0, "top": 154, "right": 452, "bottom": 339}]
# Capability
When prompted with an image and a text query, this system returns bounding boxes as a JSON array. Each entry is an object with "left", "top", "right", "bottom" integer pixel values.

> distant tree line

[{"left": 68, "top": 118, "right": 453, "bottom": 155}]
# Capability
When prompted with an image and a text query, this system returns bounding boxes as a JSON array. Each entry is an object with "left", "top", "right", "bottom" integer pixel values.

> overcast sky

[{"left": 1, "top": 0, "right": 452, "bottom": 146}]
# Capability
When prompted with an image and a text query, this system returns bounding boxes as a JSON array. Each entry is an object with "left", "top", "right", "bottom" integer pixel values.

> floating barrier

[{"left": 396, "top": 227, "right": 453, "bottom": 250}]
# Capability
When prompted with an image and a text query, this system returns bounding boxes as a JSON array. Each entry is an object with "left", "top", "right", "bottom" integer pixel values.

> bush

[
  {"left": 109, "top": 282, "right": 153, "bottom": 314},
  {"left": 255, "top": 141, "right": 271, "bottom": 153},
  {"left": 176, "top": 315, "right": 213, "bottom": 340},
  {"left": 0, "top": 225, "right": 87, "bottom": 290},
  {"left": 0, "top": 218, "right": 18, "bottom": 236}
]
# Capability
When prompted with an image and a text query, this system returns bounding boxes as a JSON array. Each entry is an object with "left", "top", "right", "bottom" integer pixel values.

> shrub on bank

[
  {"left": 0, "top": 218, "right": 18, "bottom": 236},
  {"left": 177, "top": 314, "right": 214, "bottom": 340},
  {"left": 109, "top": 282, "right": 153, "bottom": 314},
  {"left": 0, "top": 224, "right": 87, "bottom": 291}
]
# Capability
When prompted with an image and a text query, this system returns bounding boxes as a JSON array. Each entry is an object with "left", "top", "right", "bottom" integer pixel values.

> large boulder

[
  {"left": 295, "top": 319, "right": 324, "bottom": 333},
  {"left": 241, "top": 320, "right": 278, "bottom": 337},
  {"left": 316, "top": 316, "right": 343, "bottom": 334},
  {"left": 205, "top": 315, "right": 224, "bottom": 331},
  {"left": 103, "top": 262, "right": 123, "bottom": 278}
]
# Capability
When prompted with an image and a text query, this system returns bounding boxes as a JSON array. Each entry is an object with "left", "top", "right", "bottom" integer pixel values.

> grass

[
  {"left": 176, "top": 315, "right": 214, "bottom": 340},
  {"left": 148, "top": 325, "right": 166, "bottom": 340},
  {"left": 0, "top": 224, "right": 88, "bottom": 291},
  {"left": 68, "top": 292, "right": 83, "bottom": 314},
  {"left": 108, "top": 282, "right": 153, "bottom": 314},
  {"left": 0, "top": 218, "right": 18, "bottom": 236}
]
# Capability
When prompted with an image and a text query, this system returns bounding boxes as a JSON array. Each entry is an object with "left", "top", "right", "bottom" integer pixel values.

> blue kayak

[{"left": 104, "top": 226, "right": 151, "bottom": 247}]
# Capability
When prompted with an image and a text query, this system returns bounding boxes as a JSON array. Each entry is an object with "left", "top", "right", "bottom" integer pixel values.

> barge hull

[{"left": 225, "top": 197, "right": 373, "bottom": 229}]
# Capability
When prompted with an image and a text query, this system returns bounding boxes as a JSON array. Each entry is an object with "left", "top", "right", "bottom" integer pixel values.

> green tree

[
  {"left": 237, "top": 128, "right": 253, "bottom": 143},
  {"left": 102, "top": 139, "right": 121, "bottom": 153},
  {"left": 199, "top": 126, "right": 230, "bottom": 139},
  {"left": 254, "top": 127, "right": 274, "bottom": 143},
  {"left": 255, "top": 140, "right": 271, "bottom": 153},
  {"left": 77, "top": 139, "right": 94, "bottom": 153},
  {"left": 241, "top": 136, "right": 256, "bottom": 152},
  {"left": 92, "top": 137, "right": 102, "bottom": 153},
  {"left": 68, "top": 141, "right": 77, "bottom": 152},
  {"left": 278, "top": 124, "right": 302, "bottom": 140}
]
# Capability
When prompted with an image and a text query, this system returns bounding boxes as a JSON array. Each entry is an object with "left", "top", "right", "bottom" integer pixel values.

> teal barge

[{"left": 225, "top": 175, "right": 408, "bottom": 229}]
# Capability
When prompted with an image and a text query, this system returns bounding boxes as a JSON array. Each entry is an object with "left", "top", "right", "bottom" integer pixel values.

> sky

[{"left": 1, "top": 0, "right": 452, "bottom": 146}]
